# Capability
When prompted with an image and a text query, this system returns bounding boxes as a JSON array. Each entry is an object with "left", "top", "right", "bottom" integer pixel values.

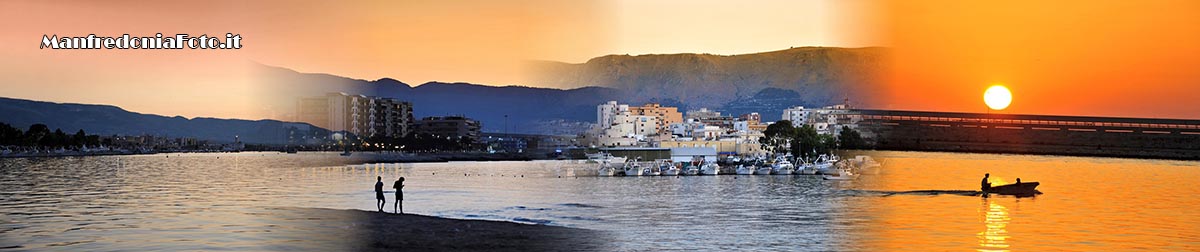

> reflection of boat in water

[{"left": 985, "top": 182, "right": 1041, "bottom": 197}]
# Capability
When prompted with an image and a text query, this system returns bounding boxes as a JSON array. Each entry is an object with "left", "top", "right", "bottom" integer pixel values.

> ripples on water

[{"left": 1, "top": 151, "right": 1198, "bottom": 251}]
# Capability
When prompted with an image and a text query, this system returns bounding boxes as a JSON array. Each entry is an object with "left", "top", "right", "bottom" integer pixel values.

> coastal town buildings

[
  {"left": 628, "top": 103, "right": 682, "bottom": 135},
  {"left": 297, "top": 93, "right": 413, "bottom": 138},
  {"left": 781, "top": 103, "right": 859, "bottom": 135},
  {"left": 414, "top": 116, "right": 482, "bottom": 141},
  {"left": 590, "top": 101, "right": 679, "bottom": 147}
]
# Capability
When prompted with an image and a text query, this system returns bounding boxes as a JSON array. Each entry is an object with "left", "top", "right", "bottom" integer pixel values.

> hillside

[
  {"left": 0, "top": 97, "right": 325, "bottom": 144},
  {"left": 528, "top": 47, "right": 889, "bottom": 119}
]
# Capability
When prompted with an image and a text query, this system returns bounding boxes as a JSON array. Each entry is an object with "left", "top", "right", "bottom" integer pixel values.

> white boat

[
  {"left": 851, "top": 155, "right": 882, "bottom": 175},
  {"left": 735, "top": 164, "right": 755, "bottom": 175},
  {"left": 586, "top": 152, "right": 627, "bottom": 164},
  {"left": 700, "top": 161, "right": 721, "bottom": 175},
  {"left": 596, "top": 161, "right": 617, "bottom": 176},
  {"left": 642, "top": 162, "right": 661, "bottom": 176},
  {"left": 822, "top": 167, "right": 858, "bottom": 180},
  {"left": 754, "top": 163, "right": 773, "bottom": 175},
  {"left": 622, "top": 160, "right": 643, "bottom": 176},
  {"left": 814, "top": 154, "right": 840, "bottom": 175},
  {"left": 797, "top": 163, "right": 818, "bottom": 175},
  {"left": 822, "top": 160, "right": 858, "bottom": 180},
  {"left": 682, "top": 165, "right": 700, "bottom": 175},
  {"left": 660, "top": 160, "right": 680, "bottom": 176},
  {"left": 771, "top": 157, "right": 795, "bottom": 175}
]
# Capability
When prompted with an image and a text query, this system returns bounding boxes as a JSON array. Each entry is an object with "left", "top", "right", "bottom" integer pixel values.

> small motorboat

[{"left": 985, "top": 182, "right": 1041, "bottom": 197}]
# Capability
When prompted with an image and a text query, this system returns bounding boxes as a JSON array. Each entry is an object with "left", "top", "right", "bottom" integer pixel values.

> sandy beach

[{"left": 260, "top": 207, "right": 611, "bottom": 252}]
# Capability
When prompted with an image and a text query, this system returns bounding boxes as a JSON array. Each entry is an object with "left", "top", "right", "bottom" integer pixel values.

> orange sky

[
  {"left": 878, "top": 1, "right": 1200, "bottom": 118},
  {"left": 0, "top": 0, "right": 1197, "bottom": 120}
]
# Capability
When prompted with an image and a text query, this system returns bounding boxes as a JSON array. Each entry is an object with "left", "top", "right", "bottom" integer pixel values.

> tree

[
  {"left": 24, "top": 124, "right": 50, "bottom": 146},
  {"left": 761, "top": 120, "right": 798, "bottom": 154},
  {"left": 837, "top": 126, "right": 867, "bottom": 149}
]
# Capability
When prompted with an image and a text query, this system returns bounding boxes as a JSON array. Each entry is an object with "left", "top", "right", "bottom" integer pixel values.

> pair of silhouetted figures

[{"left": 375, "top": 176, "right": 405, "bottom": 214}]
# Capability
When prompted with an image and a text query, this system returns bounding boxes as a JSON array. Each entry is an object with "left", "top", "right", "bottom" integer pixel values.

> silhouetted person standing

[
  {"left": 375, "top": 176, "right": 385, "bottom": 212},
  {"left": 393, "top": 177, "right": 405, "bottom": 214},
  {"left": 981, "top": 173, "right": 991, "bottom": 192}
]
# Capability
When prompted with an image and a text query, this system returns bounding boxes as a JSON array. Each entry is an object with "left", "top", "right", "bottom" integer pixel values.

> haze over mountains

[
  {"left": 528, "top": 47, "right": 889, "bottom": 113},
  {"left": 0, "top": 47, "right": 889, "bottom": 140},
  {"left": 259, "top": 47, "right": 889, "bottom": 134}
]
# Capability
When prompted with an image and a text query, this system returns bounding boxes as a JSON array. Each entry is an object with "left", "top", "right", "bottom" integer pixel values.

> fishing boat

[
  {"left": 700, "top": 161, "right": 721, "bottom": 175},
  {"left": 985, "top": 182, "right": 1041, "bottom": 196},
  {"left": 642, "top": 162, "right": 662, "bottom": 176},
  {"left": 735, "top": 162, "right": 755, "bottom": 175},
  {"left": 771, "top": 157, "right": 794, "bottom": 175},
  {"left": 754, "top": 162, "right": 773, "bottom": 175},
  {"left": 814, "top": 154, "right": 840, "bottom": 175},
  {"left": 796, "top": 161, "right": 818, "bottom": 175},
  {"left": 596, "top": 160, "right": 617, "bottom": 176},
  {"left": 682, "top": 165, "right": 700, "bottom": 175},
  {"left": 660, "top": 160, "right": 680, "bottom": 176},
  {"left": 622, "top": 160, "right": 643, "bottom": 176},
  {"left": 586, "top": 152, "right": 627, "bottom": 164}
]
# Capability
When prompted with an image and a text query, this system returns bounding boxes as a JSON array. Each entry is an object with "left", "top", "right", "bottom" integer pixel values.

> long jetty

[{"left": 849, "top": 109, "right": 1200, "bottom": 160}]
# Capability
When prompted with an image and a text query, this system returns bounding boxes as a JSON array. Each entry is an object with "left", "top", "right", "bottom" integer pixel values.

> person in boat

[
  {"left": 375, "top": 176, "right": 385, "bottom": 212},
  {"left": 393, "top": 177, "right": 405, "bottom": 214},
  {"left": 981, "top": 173, "right": 991, "bottom": 191},
  {"left": 1015, "top": 178, "right": 1021, "bottom": 184}
]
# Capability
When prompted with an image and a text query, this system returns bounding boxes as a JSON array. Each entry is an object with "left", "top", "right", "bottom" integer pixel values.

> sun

[{"left": 984, "top": 85, "right": 1012, "bottom": 111}]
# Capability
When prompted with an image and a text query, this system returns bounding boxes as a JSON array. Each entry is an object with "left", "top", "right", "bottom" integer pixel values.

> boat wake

[
  {"left": 844, "top": 190, "right": 985, "bottom": 197},
  {"left": 845, "top": 189, "right": 1044, "bottom": 197}
]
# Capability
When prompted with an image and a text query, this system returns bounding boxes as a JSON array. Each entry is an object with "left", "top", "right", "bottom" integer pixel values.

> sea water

[{"left": 1, "top": 151, "right": 1197, "bottom": 251}]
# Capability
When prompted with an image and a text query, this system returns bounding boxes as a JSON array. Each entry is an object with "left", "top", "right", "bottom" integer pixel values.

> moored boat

[
  {"left": 622, "top": 160, "right": 643, "bottom": 176},
  {"left": 660, "top": 160, "right": 680, "bottom": 176},
  {"left": 700, "top": 161, "right": 721, "bottom": 175},
  {"left": 735, "top": 163, "right": 755, "bottom": 175},
  {"left": 771, "top": 157, "right": 794, "bottom": 175},
  {"left": 754, "top": 163, "right": 773, "bottom": 175}
]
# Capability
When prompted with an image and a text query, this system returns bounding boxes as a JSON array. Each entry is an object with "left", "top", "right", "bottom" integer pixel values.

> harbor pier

[{"left": 850, "top": 109, "right": 1200, "bottom": 160}]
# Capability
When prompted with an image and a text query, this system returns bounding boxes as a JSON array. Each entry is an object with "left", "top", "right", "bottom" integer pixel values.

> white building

[
  {"left": 782, "top": 106, "right": 810, "bottom": 127},
  {"left": 596, "top": 101, "right": 629, "bottom": 128}
]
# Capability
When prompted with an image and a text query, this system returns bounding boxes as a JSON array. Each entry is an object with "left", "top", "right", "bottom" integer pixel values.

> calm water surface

[{"left": 1, "top": 151, "right": 1197, "bottom": 251}]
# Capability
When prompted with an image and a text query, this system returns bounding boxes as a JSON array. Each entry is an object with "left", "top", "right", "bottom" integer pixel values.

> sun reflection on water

[{"left": 978, "top": 199, "right": 1012, "bottom": 252}]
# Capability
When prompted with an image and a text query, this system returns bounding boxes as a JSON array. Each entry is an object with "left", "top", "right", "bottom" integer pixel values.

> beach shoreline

[{"left": 265, "top": 207, "right": 611, "bottom": 252}]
